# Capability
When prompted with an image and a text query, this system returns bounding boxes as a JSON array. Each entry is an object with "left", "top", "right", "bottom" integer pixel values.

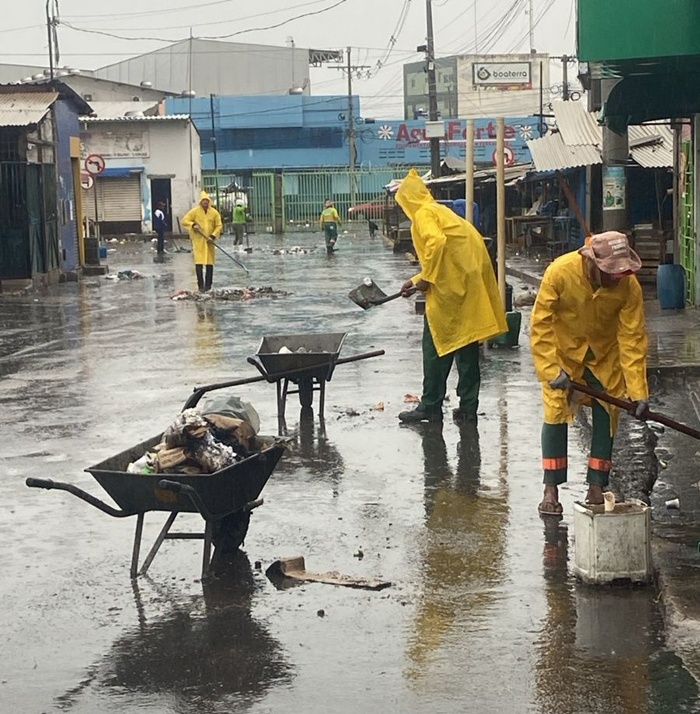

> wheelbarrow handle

[
  {"left": 571, "top": 382, "right": 700, "bottom": 441},
  {"left": 26, "top": 477, "right": 56, "bottom": 490},
  {"left": 371, "top": 286, "right": 417, "bottom": 306},
  {"left": 25, "top": 477, "right": 134, "bottom": 518}
]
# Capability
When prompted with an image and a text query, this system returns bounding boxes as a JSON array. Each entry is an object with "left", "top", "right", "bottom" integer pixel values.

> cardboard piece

[{"left": 266, "top": 556, "right": 391, "bottom": 591}]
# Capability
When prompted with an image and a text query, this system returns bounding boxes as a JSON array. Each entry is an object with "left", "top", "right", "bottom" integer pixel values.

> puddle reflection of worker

[
  {"left": 406, "top": 422, "right": 508, "bottom": 679},
  {"left": 535, "top": 521, "right": 663, "bottom": 714},
  {"left": 193, "top": 301, "right": 224, "bottom": 367}
]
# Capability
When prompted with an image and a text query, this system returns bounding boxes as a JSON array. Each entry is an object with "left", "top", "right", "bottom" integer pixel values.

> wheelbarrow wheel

[
  {"left": 213, "top": 511, "right": 251, "bottom": 553},
  {"left": 297, "top": 378, "right": 314, "bottom": 408}
]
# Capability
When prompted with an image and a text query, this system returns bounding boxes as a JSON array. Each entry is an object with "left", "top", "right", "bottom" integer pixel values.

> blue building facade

[{"left": 166, "top": 95, "right": 539, "bottom": 172}]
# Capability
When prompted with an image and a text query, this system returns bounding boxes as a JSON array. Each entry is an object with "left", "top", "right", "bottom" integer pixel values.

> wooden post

[
  {"left": 496, "top": 117, "right": 506, "bottom": 309},
  {"left": 465, "top": 118, "right": 474, "bottom": 224}
]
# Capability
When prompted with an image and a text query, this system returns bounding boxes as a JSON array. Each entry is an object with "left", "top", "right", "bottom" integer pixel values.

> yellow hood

[
  {"left": 199, "top": 190, "right": 212, "bottom": 206},
  {"left": 396, "top": 169, "right": 433, "bottom": 221}
]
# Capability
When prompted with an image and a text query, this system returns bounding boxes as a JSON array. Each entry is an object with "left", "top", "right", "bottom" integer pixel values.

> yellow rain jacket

[
  {"left": 395, "top": 169, "right": 507, "bottom": 356},
  {"left": 530, "top": 250, "right": 648, "bottom": 425},
  {"left": 181, "top": 191, "right": 223, "bottom": 265}
]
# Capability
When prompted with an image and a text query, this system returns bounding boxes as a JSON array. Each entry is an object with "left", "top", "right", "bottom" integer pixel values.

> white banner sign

[
  {"left": 473, "top": 62, "right": 531, "bottom": 88},
  {"left": 80, "top": 130, "right": 150, "bottom": 159}
]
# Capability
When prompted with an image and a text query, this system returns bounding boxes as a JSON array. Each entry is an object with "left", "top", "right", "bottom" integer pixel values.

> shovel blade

[{"left": 348, "top": 280, "right": 388, "bottom": 310}]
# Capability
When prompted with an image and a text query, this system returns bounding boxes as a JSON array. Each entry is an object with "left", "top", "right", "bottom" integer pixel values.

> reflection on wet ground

[
  {"left": 2, "top": 234, "right": 699, "bottom": 713},
  {"left": 56, "top": 552, "right": 292, "bottom": 713}
]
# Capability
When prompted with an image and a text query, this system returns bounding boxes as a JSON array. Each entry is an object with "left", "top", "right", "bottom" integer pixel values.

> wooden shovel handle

[
  {"left": 571, "top": 382, "right": 700, "bottom": 441},
  {"left": 372, "top": 286, "right": 417, "bottom": 305}
]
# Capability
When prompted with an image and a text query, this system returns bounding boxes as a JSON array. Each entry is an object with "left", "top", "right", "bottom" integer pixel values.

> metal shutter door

[{"left": 82, "top": 175, "right": 142, "bottom": 221}]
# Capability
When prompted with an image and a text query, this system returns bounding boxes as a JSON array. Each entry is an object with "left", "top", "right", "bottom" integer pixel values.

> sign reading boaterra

[{"left": 472, "top": 62, "right": 532, "bottom": 88}]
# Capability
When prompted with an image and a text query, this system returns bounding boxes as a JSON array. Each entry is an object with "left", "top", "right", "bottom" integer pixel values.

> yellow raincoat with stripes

[
  {"left": 395, "top": 169, "right": 507, "bottom": 356},
  {"left": 530, "top": 250, "right": 648, "bottom": 425},
  {"left": 181, "top": 191, "right": 223, "bottom": 265}
]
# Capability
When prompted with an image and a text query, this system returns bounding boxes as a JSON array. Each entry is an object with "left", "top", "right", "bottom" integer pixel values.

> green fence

[
  {"left": 203, "top": 167, "right": 420, "bottom": 233},
  {"left": 680, "top": 140, "right": 695, "bottom": 304}
]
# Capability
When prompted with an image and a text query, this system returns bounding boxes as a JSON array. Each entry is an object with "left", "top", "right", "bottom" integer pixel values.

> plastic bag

[{"left": 199, "top": 395, "right": 260, "bottom": 433}]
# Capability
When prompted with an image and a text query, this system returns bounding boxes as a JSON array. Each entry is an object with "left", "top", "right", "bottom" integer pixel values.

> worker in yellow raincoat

[
  {"left": 181, "top": 191, "right": 223, "bottom": 292},
  {"left": 396, "top": 169, "right": 507, "bottom": 424},
  {"left": 530, "top": 231, "right": 649, "bottom": 515}
]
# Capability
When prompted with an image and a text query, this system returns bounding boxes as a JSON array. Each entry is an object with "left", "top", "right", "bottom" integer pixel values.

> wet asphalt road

[{"left": 2, "top": 230, "right": 700, "bottom": 713}]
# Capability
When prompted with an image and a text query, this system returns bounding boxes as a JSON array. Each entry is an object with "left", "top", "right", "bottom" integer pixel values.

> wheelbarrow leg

[
  {"left": 319, "top": 380, "right": 326, "bottom": 419},
  {"left": 202, "top": 519, "right": 214, "bottom": 579},
  {"left": 139, "top": 512, "right": 178, "bottom": 576},
  {"left": 130, "top": 513, "right": 145, "bottom": 579}
]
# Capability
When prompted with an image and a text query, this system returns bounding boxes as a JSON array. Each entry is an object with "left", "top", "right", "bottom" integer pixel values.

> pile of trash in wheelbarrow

[{"left": 26, "top": 393, "right": 286, "bottom": 580}]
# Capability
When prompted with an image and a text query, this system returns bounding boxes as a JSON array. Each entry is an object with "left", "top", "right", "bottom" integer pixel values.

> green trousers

[
  {"left": 420, "top": 318, "right": 480, "bottom": 415},
  {"left": 323, "top": 222, "right": 338, "bottom": 250},
  {"left": 541, "top": 368, "right": 614, "bottom": 487}
]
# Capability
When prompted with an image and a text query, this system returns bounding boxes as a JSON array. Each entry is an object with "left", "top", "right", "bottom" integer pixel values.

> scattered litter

[
  {"left": 371, "top": 402, "right": 385, "bottom": 411},
  {"left": 271, "top": 246, "right": 314, "bottom": 255},
  {"left": 105, "top": 269, "right": 145, "bottom": 281},
  {"left": 170, "top": 286, "right": 289, "bottom": 301},
  {"left": 665, "top": 498, "right": 680, "bottom": 510},
  {"left": 353, "top": 549, "right": 364, "bottom": 559},
  {"left": 345, "top": 407, "right": 360, "bottom": 417},
  {"left": 317, "top": 609, "right": 325, "bottom": 618},
  {"left": 265, "top": 556, "right": 390, "bottom": 590},
  {"left": 404, "top": 393, "right": 420, "bottom": 403}
]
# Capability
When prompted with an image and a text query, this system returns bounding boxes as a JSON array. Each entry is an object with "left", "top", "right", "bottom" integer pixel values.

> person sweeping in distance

[
  {"left": 530, "top": 231, "right": 650, "bottom": 516},
  {"left": 182, "top": 191, "right": 223, "bottom": 292},
  {"left": 319, "top": 199, "right": 341, "bottom": 255},
  {"left": 395, "top": 169, "right": 507, "bottom": 424}
]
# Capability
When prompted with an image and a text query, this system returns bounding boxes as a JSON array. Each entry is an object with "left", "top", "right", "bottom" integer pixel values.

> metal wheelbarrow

[
  {"left": 246, "top": 332, "right": 383, "bottom": 421},
  {"left": 26, "top": 386, "right": 287, "bottom": 580}
]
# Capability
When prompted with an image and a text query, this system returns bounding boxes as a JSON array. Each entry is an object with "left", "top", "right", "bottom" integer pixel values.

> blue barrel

[{"left": 656, "top": 264, "right": 685, "bottom": 309}]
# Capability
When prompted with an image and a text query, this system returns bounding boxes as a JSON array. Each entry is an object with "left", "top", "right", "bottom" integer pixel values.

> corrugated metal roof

[
  {"left": 552, "top": 101, "right": 602, "bottom": 147},
  {"left": 80, "top": 114, "right": 190, "bottom": 122},
  {"left": 527, "top": 132, "right": 602, "bottom": 171},
  {"left": 426, "top": 164, "right": 532, "bottom": 185},
  {"left": 629, "top": 124, "right": 673, "bottom": 168},
  {"left": 0, "top": 91, "right": 57, "bottom": 126},
  {"left": 85, "top": 100, "right": 159, "bottom": 118}
]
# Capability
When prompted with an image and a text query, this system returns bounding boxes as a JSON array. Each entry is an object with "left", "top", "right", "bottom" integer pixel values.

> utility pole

[
  {"left": 339, "top": 47, "right": 369, "bottom": 209},
  {"left": 562, "top": 54, "right": 570, "bottom": 101},
  {"left": 209, "top": 94, "right": 220, "bottom": 209},
  {"left": 528, "top": 0, "right": 535, "bottom": 53},
  {"left": 425, "top": 0, "right": 441, "bottom": 179},
  {"left": 45, "top": 0, "right": 56, "bottom": 80}
]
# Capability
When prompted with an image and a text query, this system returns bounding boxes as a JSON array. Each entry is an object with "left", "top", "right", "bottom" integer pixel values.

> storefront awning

[{"left": 605, "top": 72, "right": 700, "bottom": 134}]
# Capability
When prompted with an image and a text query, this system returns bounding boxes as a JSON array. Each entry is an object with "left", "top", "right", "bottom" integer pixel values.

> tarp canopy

[{"left": 605, "top": 72, "right": 700, "bottom": 134}]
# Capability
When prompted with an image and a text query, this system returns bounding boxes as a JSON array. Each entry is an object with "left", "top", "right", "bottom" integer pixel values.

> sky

[{"left": 3, "top": 0, "right": 577, "bottom": 117}]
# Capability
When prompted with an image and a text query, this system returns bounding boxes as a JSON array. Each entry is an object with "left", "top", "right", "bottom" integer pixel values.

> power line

[
  {"left": 60, "top": 0, "right": 348, "bottom": 44},
  {"left": 72, "top": 0, "right": 338, "bottom": 32}
]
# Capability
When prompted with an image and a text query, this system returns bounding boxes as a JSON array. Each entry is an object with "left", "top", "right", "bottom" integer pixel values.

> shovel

[
  {"left": 571, "top": 382, "right": 700, "bottom": 440},
  {"left": 194, "top": 226, "right": 249, "bottom": 273},
  {"left": 349, "top": 278, "right": 416, "bottom": 310}
]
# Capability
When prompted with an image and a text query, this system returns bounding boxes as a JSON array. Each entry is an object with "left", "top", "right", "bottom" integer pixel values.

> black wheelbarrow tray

[
  {"left": 26, "top": 434, "right": 286, "bottom": 580},
  {"left": 247, "top": 332, "right": 382, "bottom": 420}
]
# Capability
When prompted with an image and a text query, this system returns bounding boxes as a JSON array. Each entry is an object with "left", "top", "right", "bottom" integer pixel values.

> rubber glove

[
  {"left": 631, "top": 400, "right": 650, "bottom": 420},
  {"left": 548, "top": 369, "right": 571, "bottom": 390}
]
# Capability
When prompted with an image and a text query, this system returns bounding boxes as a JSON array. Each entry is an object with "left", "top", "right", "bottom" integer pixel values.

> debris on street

[
  {"left": 105, "top": 269, "right": 146, "bottom": 281},
  {"left": 170, "top": 286, "right": 290, "bottom": 301},
  {"left": 265, "top": 556, "right": 391, "bottom": 590},
  {"left": 403, "top": 393, "right": 420, "bottom": 403}
]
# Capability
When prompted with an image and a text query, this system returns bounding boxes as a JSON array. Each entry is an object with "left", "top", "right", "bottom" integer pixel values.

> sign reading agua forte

[{"left": 369, "top": 118, "right": 539, "bottom": 166}]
